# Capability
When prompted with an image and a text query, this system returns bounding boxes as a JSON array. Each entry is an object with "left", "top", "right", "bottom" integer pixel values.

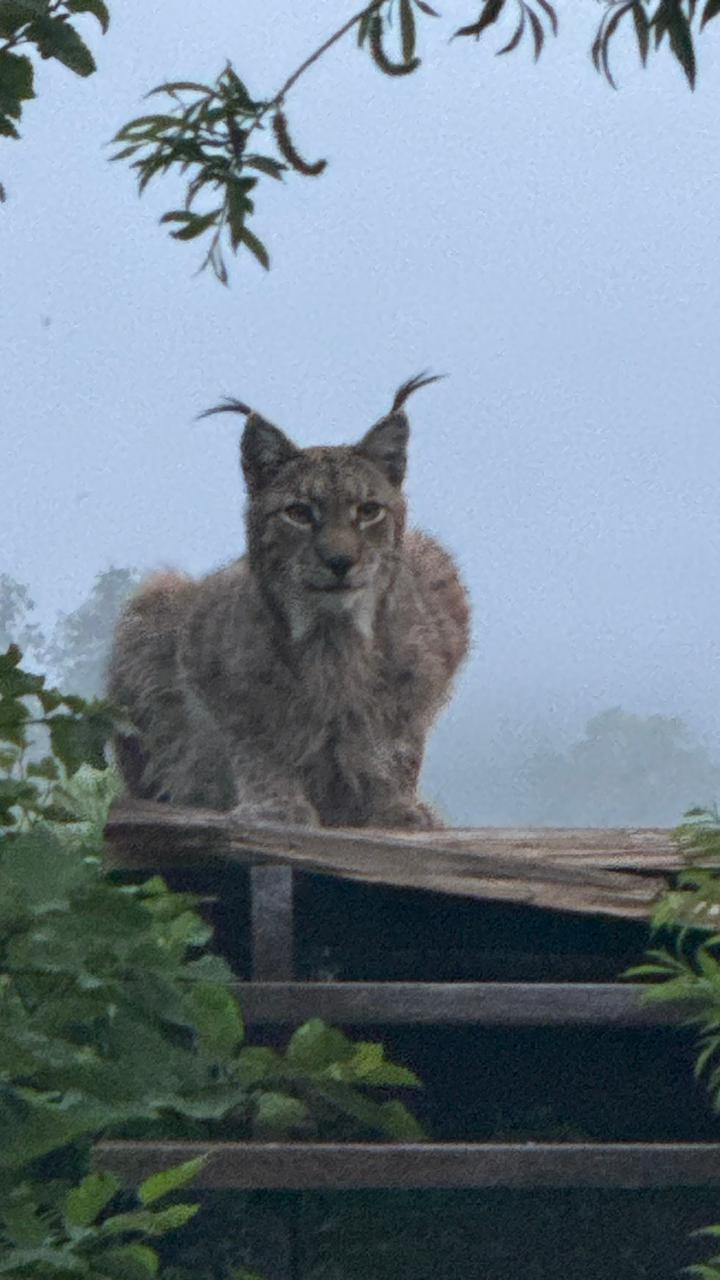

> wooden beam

[
  {"left": 233, "top": 982, "right": 687, "bottom": 1027},
  {"left": 250, "top": 866, "right": 295, "bottom": 980},
  {"left": 95, "top": 1141, "right": 720, "bottom": 1189},
  {"left": 104, "top": 800, "right": 672, "bottom": 919}
]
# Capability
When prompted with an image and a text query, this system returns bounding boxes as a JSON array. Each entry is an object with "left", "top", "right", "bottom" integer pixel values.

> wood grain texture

[
  {"left": 95, "top": 1140, "right": 720, "bottom": 1189},
  {"left": 233, "top": 981, "right": 686, "bottom": 1026},
  {"left": 104, "top": 800, "right": 675, "bottom": 918}
]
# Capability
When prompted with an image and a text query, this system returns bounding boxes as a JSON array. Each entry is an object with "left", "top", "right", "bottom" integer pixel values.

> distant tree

[
  {"left": 1, "top": 1, "right": 712, "bottom": 271},
  {"left": 521, "top": 706, "right": 720, "bottom": 827},
  {"left": 45, "top": 566, "right": 139, "bottom": 698},
  {"left": 0, "top": 572, "right": 45, "bottom": 660}
]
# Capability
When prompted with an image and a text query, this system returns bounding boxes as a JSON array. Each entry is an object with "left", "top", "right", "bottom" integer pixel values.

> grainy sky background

[{"left": 3, "top": 0, "right": 720, "bottom": 821}]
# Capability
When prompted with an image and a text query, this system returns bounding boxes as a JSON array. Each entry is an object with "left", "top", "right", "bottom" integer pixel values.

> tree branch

[{"left": 272, "top": 0, "right": 386, "bottom": 105}]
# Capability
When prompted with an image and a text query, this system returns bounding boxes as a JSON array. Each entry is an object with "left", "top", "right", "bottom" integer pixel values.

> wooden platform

[
  {"left": 105, "top": 800, "right": 679, "bottom": 919},
  {"left": 99, "top": 804, "right": 714, "bottom": 1205},
  {"left": 95, "top": 1140, "right": 720, "bottom": 1189},
  {"left": 233, "top": 981, "right": 686, "bottom": 1026}
]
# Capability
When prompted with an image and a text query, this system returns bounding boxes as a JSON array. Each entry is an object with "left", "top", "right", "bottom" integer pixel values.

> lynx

[{"left": 107, "top": 375, "right": 470, "bottom": 829}]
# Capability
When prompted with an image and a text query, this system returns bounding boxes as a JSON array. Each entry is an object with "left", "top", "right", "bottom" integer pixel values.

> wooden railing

[{"left": 97, "top": 801, "right": 720, "bottom": 1197}]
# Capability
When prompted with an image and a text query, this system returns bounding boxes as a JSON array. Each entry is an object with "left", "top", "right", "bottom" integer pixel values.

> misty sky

[{"left": 3, "top": 0, "right": 720, "bottom": 821}]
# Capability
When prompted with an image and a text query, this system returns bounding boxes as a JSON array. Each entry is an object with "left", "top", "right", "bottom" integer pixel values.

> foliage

[
  {"left": 626, "top": 805, "right": 720, "bottom": 1279},
  {"left": 0, "top": 644, "right": 424, "bottom": 1277},
  {"left": 108, "top": 0, "right": 720, "bottom": 282},
  {"left": 520, "top": 708, "right": 720, "bottom": 828},
  {"left": 2, "top": 0, "right": 717, "bottom": 264},
  {"left": 0, "top": 0, "right": 109, "bottom": 199}
]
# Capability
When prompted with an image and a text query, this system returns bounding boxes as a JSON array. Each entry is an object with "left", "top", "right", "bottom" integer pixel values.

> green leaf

[
  {"left": 667, "top": 6, "right": 696, "bottom": 87},
  {"left": 37, "top": 685, "right": 64, "bottom": 712},
  {"left": 0, "top": 1245, "right": 87, "bottom": 1273},
  {"left": 238, "top": 224, "right": 269, "bottom": 270},
  {"left": 497, "top": 9, "right": 526, "bottom": 54},
  {"left": 159, "top": 210, "right": 195, "bottom": 224},
  {"left": 378, "top": 1099, "right": 426, "bottom": 1140},
  {"left": 66, "top": 0, "right": 110, "bottom": 32},
  {"left": 632, "top": 2, "right": 649, "bottom": 64},
  {"left": 701, "top": 0, "right": 720, "bottom": 26},
  {"left": 170, "top": 209, "right": 220, "bottom": 241},
  {"left": 252, "top": 1091, "right": 309, "bottom": 1137},
  {"left": 0, "top": 1186, "right": 48, "bottom": 1247},
  {"left": 101, "top": 1203, "right": 200, "bottom": 1236},
  {"left": 26, "top": 15, "right": 96, "bottom": 75},
  {"left": 0, "top": 776, "right": 39, "bottom": 823},
  {"left": 534, "top": 0, "right": 558, "bottom": 36},
  {"left": 0, "top": 52, "right": 34, "bottom": 119},
  {"left": 0, "top": 825, "right": 95, "bottom": 907},
  {"left": 64, "top": 1170, "right": 120, "bottom": 1227},
  {"left": 185, "top": 982, "right": 244, "bottom": 1057},
  {"left": 286, "top": 1019, "right": 354, "bottom": 1071},
  {"left": 0, "top": 650, "right": 44, "bottom": 698},
  {"left": 244, "top": 153, "right": 286, "bottom": 180},
  {"left": 138, "top": 1157, "right": 206, "bottom": 1206},
  {"left": 0, "top": 0, "right": 47, "bottom": 39},
  {"left": 96, "top": 1244, "right": 159, "bottom": 1279},
  {"left": 453, "top": 0, "right": 505, "bottom": 40},
  {"left": 326, "top": 1040, "right": 421, "bottom": 1087},
  {"left": 233, "top": 1045, "right": 281, "bottom": 1086},
  {"left": 48, "top": 710, "right": 112, "bottom": 774},
  {"left": 146, "top": 80, "right": 215, "bottom": 97},
  {"left": 114, "top": 114, "right": 181, "bottom": 141}
]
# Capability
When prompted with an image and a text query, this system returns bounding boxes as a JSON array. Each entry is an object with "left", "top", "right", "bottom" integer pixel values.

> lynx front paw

[
  {"left": 369, "top": 800, "right": 444, "bottom": 831},
  {"left": 229, "top": 797, "right": 320, "bottom": 827}
]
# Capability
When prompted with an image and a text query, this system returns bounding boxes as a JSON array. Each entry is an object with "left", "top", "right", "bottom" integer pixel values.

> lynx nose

[{"left": 324, "top": 553, "right": 355, "bottom": 580}]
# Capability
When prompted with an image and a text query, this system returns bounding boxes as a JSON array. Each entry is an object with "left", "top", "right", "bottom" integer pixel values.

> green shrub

[
  {"left": 627, "top": 805, "right": 720, "bottom": 1279},
  {"left": 0, "top": 644, "right": 424, "bottom": 1278}
]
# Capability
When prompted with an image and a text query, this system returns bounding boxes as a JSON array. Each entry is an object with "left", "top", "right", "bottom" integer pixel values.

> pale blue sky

[{"left": 3, "top": 0, "right": 720, "bottom": 819}]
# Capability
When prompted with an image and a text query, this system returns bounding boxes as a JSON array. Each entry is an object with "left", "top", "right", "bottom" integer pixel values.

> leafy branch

[
  {"left": 110, "top": 0, "right": 434, "bottom": 284},
  {"left": 111, "top": 0, "right": 720, "bottom": 284},
  {"left": 0, "top": 0, "right": 109, "bottom": 201},
  {"left": 3, "top": 0, "right": 718, "bottom": 262},
  {"left": 626, "top": 804, "right": 720, "bottom": 1279}
]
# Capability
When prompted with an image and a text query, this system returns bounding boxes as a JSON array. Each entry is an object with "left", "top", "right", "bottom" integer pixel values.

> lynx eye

[
  {"left": 357, "top": 501, "right": 384, "bottom": 526},
  {"left": 282, "top": 502, "right": 315, "bottom": 528}
]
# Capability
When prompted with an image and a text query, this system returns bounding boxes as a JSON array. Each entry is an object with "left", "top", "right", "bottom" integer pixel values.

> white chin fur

[{"left": 288, "top": 587, "right": 375, "bottom": 640}]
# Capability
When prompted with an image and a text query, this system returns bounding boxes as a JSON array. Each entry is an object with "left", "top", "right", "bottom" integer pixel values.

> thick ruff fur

[{"left": 108, "top": 390, "right": 470, "bottom": 829}]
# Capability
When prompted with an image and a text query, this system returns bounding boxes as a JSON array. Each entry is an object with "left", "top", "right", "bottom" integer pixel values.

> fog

[{"left": 3, "top": 0, "right": 720, "bottom": 825}]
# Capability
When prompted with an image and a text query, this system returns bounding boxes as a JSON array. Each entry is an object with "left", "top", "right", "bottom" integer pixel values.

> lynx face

[{"left": 243, "top": 415, "right": 408, "bottom": 638}]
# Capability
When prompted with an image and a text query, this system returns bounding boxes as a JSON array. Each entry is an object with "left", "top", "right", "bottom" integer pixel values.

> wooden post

[{"left": 250, "top": 865, "right": 295, "bottom": 980}]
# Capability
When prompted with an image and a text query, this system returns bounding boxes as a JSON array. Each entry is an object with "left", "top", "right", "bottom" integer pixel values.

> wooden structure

[{"left": 95, "top": 798, "right": 720, "bottom": 1209}]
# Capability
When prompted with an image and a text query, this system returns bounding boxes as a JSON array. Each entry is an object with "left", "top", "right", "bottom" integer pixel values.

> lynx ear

[
  {"left": 355, "top": 412, "right": 409, "bottom": 488},
  {"left": 241, "top": 414, "right": 300, "bottom": 493}
]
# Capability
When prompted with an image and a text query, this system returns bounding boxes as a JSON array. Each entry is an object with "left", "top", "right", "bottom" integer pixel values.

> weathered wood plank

[
  {"left": 104, "top": 801, "right": 670, "bottom": 919},
  {"left": 391, "top": 827, "right": 686, "bottom": 870},
  {"left": 94, "top": 1141, "right": 720, "bottom": 1189},
  {"left": 233, "top": 982, "right": 687, "bottom": 1027},
  {"left": 250, "top": 866, "right": 295, "bottom": 980}
]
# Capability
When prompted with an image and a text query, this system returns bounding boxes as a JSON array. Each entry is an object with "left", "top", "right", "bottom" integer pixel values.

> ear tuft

[
  {"left": 241, "top": 414, "right": 300, "bottom": 493},
  {"left": 390, "top": 371, "right": 446, "bottom": 414},
  {"left": 355, "top": 412, "right": 409, "bottom": 488}
]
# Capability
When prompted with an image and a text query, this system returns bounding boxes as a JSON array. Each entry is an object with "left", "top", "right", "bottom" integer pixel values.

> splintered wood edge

[{"left": 103, "top": 801, "right": 674, "bottom": 919}]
